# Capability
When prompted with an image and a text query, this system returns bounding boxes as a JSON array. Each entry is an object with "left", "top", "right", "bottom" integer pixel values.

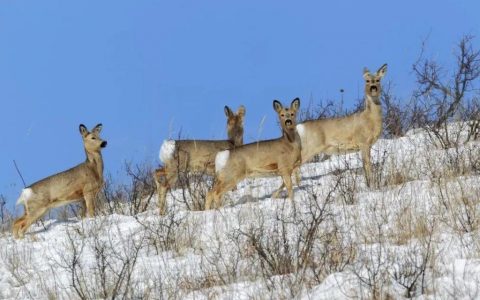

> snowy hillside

[{"left": 1, "top": 124, "right": 480, "bottom": 299}]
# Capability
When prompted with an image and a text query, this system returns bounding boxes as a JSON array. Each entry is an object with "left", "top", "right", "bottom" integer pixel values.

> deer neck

[
  {"left": 228, "top": 128, "right": 244, "bottom": 146},
  {"left": 283, "top": 127, "right": 298, "bottom": 143},
  {"left": 365, "top": 94, "right": 382, "bottom": 116},
  {"left": 85, "top": 149, "right": 104, "bottom": 180}
]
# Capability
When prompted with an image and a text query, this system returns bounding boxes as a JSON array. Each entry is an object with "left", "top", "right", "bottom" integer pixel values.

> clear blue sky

[{"left": 1, "top": 1, "right": 479, "bottom": 209}]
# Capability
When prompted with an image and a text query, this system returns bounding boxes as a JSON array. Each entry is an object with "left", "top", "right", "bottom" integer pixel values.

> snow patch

[
  {"left": 16, "top": 188, "right": 33, "bottom": 205},
  {"left": 215, "top": 150, "right": 230, "bottom": 173},
  {"left": 159, "top": 140, "right": 176, "bottom": 163}
]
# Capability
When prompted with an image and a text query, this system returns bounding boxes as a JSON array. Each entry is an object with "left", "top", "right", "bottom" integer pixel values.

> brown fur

[
  {"left": 205, "top": 98, "right": 301, "bottom": 210},
  {"left": 12, "top": 124, "right": 107, "bottom": 239},
  {"left": 296, "top": 64, "right": 387, "bottom": 187},
  {"left": 154, "top": 105, "right": 245, "bottom": 215}
]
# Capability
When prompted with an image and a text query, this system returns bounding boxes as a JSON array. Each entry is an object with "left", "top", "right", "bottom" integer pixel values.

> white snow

[
  {"left": 159, "top": 139, "right": 176, "bottom": 163},
  {"left": 215, "top": 150, "right": 230, "bottom": 173},
  {"left": 16, "top": 188, "right": 32, "bottom": 205},
  {"left": 2, "top": 123, "right": 480, "bottom": 299}
]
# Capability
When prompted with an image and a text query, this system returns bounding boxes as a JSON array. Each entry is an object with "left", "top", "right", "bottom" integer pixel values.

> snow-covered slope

[{"left": 1, "top": 125, "right": 480, "bottom": 299}]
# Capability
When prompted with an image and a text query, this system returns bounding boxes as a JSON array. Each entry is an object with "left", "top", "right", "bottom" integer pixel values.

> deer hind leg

[
  {"left": 12, "top": 215, "right": 27, "bottom": 239},
  {"left": 271, "top": 181, "right": 285, "bottom": 198},
  {"left": 294, "top": 167, "right": 302, "bottom": 186},
  {"left": 79, "top": 201, "right": 87, "bottom": 219},
  {"left": 154, "top": 168, "right": 169, "bottom": 215},
  {"left": 16, "top": 206, "right": 49, "bottom": 239},
  {"left": 206, "top": 178, "right": 237, "bottom": 210},
  {"left": 360, "top": 146, "right": 373, "bottom": 188},
  {"left": 158, "top": 168, "right": 178, "bottom": 215}
]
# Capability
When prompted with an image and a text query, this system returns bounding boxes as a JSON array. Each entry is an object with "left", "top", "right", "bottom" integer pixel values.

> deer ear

[
  {"left": 290, "top": 98, "right": 300, "bottom": 111},
  {"left": 376, "top": 63, "right": 387, "bottom": 78},
  {"left": 273, "top": 100, "right": 283, "bottom": 113},
  {"left": 363, "top": 67, "right": 371, "bottom": 80},
  {"left": 92, "top": 123, "right": 103, "bottom": 134},
  {"left": 79, "top": 124, "right": 89, "bottom": 137},
  {"left": 224, "top": 106, "right": 233, "bottom": 118},
  {"left": 237, "top": 105, "right": 246, "bottom": 117}
]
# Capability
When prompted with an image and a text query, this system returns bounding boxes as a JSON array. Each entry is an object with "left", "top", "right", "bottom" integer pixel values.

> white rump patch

[
  {"left": 159, "top": 140, "right": 176, "bottom": 163},
  {"left": 296, "top": 124, "right": 305, "bottom": 141},
  {"left": 16, "top": 188, "right": 33, "bottom": 205},
  {"left": 215, "top": 150, "right": 230, "bottom": 173}
]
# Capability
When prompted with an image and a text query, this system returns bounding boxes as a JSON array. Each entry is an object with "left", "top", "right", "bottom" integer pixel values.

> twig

[{"left": 13, "top": 160, "right": 27, "bottom": 188}]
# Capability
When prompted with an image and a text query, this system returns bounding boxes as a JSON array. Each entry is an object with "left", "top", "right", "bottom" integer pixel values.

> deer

[
  {"left": 205, "top": 98, "right": 301, "bottom": 210},
  {"left": 12, "top": 123, "right": 107, "bottom": 239},
  {"left": 154, "top": 105, "right": 245, "bottom": 214},
  {"left": 295, "top": 64, "right": 387, "bottom": 187}
]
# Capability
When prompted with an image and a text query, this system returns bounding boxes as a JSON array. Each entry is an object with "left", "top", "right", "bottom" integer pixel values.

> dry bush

[
  {"left": 0, "top": 194, "right": 14, "bottom": 235},
  {"left": 50, "top": 217, "right": 147, "bottom": 299},
  {"left": 412, "top": 35, "right": 480, "bottom": 149},
  {"left": 102, "top": 161, "right": 156, "bottom": 215},
  {"left": 134, "top": 210, "right": 197, "bottom": 256},
  {"left": 230, "top": 183, "right": 356, "bottom": 297},
  {"left": 169, "top": 170, "right": 211, "bottom": 212}
]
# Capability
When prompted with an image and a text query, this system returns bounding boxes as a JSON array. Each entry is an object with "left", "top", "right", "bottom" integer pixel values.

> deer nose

[
  {"left": 285, "top": 119, "right": 293, "bottom": 126},
  {"left": 370, "top": 86, "right": 378, "bottom": 93},
  {"left": 101, "top": 141, "right": 107, "bottom": 148}
]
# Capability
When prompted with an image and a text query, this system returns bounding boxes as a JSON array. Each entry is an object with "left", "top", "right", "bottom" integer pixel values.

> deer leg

[
  {"left": 206, "top": 178, "right": 236, "bottom": 210},
  {"left": 154, "top": 168, "right": 170, "bottom": 215},
  {"left": 360, "top": 146, "right": 373, "bottom": 188},
  {"left": 205, "top": 189, "right": 215, "bottom": 210},
  {"left": 84, "top": 193, "right": 96, "bottom": 217},
  {"left": 161, "top": 171, "right": 178, "bottom": 215},
  {"left": 271, "top": 182, "right": 285, "bottom": 198},
  {"left": 79, "top": 201, "right": 87, "bottom": 219},
  {"left": 282, "top": 173, "right": 295, "bottom": 200},
  {"left": 12, "top": 215, "right": 27, "bottom": 239},
  {"left": 294, "top": 167, "right": 302, "bottom": 186},
  {"left": 16, "top": 207, "right": 48, "bottom": 239}
]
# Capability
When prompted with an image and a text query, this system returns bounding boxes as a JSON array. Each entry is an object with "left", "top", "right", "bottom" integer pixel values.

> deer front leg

[
  {"left": 283, "top": 172, "right": 294, "bottom": 200},
  {"left": 83, "top": 192, "right": 96, "bottom": 217},
  {"left": 360, "top": 146, "right": 373, "bottom": 188}
]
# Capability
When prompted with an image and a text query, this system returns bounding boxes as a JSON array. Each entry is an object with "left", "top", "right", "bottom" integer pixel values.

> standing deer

[
  {"left": 154, "top": 105, "right": 245, "bottom": 214},
  {"left": 12, "top": 123, "right": 107, "bottom": 239},
  {"left": 206, "top": 98, "right": 301, "bottom": 210},
  {"left": 296, "top": 64, "right": 387, "bottom": 187}
]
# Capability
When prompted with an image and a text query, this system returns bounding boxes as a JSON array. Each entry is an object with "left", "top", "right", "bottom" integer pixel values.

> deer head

[
  {"left": 363, "top": 64, "right": 387, "bottom": 104},
  {"left": 79, "top": 123, "right": 107, "bottom": 153},
  {"left": 224, "top": 105, "right": 245, "bottom": 146},
  {"left": 273, "top": 98, "right": 300, "bottom": 142}
]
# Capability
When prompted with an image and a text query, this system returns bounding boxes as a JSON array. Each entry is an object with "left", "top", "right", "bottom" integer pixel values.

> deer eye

[
  {"left": 281, "top": 114, "right": 285, "bottom": 117},
  {"left": 366, "top": 80, "right": 370, "bottom": 83},
  {"left": 376, "top": 79, "right": 380, "bottom": 83},
  {"left": 92, "top": 137, "right": 97, "bottom": 140}
]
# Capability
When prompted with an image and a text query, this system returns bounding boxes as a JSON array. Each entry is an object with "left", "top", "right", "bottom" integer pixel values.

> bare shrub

[
  {"left": 0, "top": 194, "right": 14, "bottom": 234},
  {"left": 412, "top": 35, "right": 480, "bottom": 148},
  {"left": 52, "top": 217, "right": 147, "bottom": 299},
  {"left": 102, "top": 161, "right": 156, "bottom": 216},
  {"left": 435, "top": 178, "right": 480, "bottom": 233},
  {"left": 231, "top": 182, "right": 357, "bottom": 297}
]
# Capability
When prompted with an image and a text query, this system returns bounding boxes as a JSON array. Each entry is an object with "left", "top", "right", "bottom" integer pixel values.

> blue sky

[{"left": 1, "top": 1, "right": 479, "bottom": 208}]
